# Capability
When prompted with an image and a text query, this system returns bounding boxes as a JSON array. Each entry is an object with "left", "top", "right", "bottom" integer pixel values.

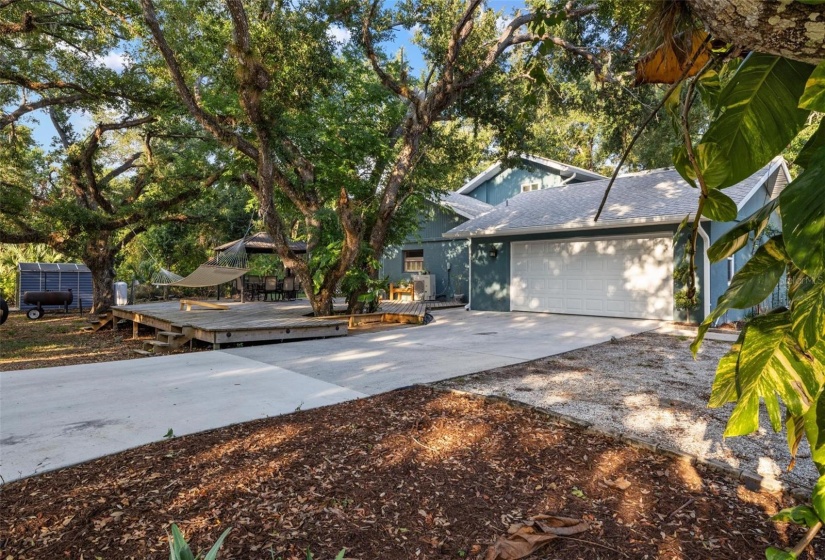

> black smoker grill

[{"left": 22, "top": 288, "right": 73, "bottom": 320}]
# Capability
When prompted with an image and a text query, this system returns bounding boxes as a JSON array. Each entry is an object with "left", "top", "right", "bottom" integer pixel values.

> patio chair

[
  {"left": 263, "top": 276, "right": 281, "bottom": 301},
  {"left": 244, "top": 275, "right": 263, "bottom": 301},
  {"left": 282, "top": 276, "right": 296, "bottom": 300}
]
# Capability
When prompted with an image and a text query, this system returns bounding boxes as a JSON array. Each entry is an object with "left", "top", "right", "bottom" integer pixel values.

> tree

[{"left": 135, "top": 0, "right": 615, "bottom": 316}]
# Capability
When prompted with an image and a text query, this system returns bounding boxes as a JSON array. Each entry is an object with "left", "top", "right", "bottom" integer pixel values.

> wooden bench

[
  {"left": 389, "top": 283, "right": 415, "bottom": 301},
  {"left": 179, "top": 299, "right": 229, "bottom": 311}
]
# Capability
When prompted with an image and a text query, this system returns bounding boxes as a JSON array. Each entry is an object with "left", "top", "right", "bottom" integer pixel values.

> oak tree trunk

[
  {"left": 83, "top": 239, "right": 117, "bottom": 314},
  {"left": 690, "top": 0, "right": 825, "bottom": 64}
]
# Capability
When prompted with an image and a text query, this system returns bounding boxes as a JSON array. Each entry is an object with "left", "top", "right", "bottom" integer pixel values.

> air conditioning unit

[{"left": 412, "top": 274, "right": 436, "bottom": 301}]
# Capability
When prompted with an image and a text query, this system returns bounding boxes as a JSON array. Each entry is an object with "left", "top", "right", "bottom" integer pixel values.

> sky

[{"left": 23, "top": 1, "right": 528, "bottom": 150}]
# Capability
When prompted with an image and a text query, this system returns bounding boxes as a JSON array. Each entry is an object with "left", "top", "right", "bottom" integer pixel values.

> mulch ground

[
  {"left": 0, "top": 312, "right": 193, "bottom": 371},
  {"left": 2, "top": 387, "right": 820, "bottom": 559}
]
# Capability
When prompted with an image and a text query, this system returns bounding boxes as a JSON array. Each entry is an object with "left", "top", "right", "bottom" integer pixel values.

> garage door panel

[{"left": 510, "top": 236, "right": 673, "bottom": 320}]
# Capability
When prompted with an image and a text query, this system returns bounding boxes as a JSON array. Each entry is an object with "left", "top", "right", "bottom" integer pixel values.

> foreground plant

[
  {"left": 168, "top": 524, "right": 231, "bottom": 560},
  {"left": 622, "top": 2, "right": 825, "bottom": 557}
]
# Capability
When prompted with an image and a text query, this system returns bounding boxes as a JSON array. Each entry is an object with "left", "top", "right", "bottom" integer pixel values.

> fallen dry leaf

[
  {"left": 605, "top": 477, "right": 632, "bottom": 491},
  {"left": 485, "top": 515, "right": 588, "bottom": 560}
]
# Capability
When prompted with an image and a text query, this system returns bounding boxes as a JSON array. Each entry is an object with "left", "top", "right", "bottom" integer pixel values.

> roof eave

[{"left": 444, "top": 215, "right": 692, "bottom": 239}]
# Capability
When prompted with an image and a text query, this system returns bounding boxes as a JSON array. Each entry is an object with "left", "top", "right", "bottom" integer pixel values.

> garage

[{"left": 510, "top": 235, "right": 674, "bottom": 320}]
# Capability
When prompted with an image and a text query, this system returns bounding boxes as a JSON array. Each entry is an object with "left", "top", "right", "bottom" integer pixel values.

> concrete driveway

[{"left": 1, "top": 309, "right": 657, "bottom": 482}]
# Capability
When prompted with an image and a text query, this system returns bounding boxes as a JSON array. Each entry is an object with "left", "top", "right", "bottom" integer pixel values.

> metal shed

[{"left": 17, "top": 263, "right": 94, "bottom": 311}]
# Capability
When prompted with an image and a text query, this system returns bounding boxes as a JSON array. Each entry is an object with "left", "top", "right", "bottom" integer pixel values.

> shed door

[{"left": 510, "top": 236, "right": 674, "bottom": 320}]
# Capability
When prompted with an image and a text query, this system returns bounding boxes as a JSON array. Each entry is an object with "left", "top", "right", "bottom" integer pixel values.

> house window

[
  {"left": 727, "top": 256, "right": 735, "bottom": 284},
  {"left": 403, "top": 249, "right": 424, "bottom": 272},
  {"left": 521, "top": 182, "right": 541, "bottom": 192}
]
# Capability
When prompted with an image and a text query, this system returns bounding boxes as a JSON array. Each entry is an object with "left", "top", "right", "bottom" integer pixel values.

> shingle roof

[
  {"left": 439, "top": 192, "right": 494, "bottom": 219},
  {"left": 445, "top": 158, "right": 786, "bottom": 238},
  {"left": 455, "top": 154, "right": 606, "bottom": 195}
]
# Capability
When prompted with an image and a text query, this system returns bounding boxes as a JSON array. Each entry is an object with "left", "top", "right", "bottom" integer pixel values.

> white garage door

[{"left": 510, "top": 236, "right": 673, "bottom": 320}]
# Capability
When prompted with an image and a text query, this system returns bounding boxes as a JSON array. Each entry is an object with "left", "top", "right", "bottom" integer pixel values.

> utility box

[
  {"left": 17, "top": 263, "right": 92, "bottom": 311},
  {"left": 412, "top": 274, "right": 436, "bottom": 301},
  {"left": 114, "top": 282, "right": 128, "bottom": 306}
]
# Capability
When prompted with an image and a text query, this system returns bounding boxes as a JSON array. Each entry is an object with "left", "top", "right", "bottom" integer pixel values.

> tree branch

[
  {"left": 139, "top": 0, "right": 259, "bottom": 161},
  {"left": 361, "top": 0, "right": 418, "bottom": 104},
  {"left": 99, "top": 152, "right": 142, "bottom": 187},
  {"left": 0, "top": 93, "right": 84, "bottom": 129}
]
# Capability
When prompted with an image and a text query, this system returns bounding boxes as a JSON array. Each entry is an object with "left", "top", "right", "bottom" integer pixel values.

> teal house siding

[
  {"left": 381, "top": 204, "right": 471, "bottom": 299},
  {"left": 465, "top": 166, "right": 566, "bottom": 206}
]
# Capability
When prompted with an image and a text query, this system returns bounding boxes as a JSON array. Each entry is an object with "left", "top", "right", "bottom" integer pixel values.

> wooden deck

[
  {"left": 112, "top": 301, "right": 348, "bottom": 348},
  {"left": 111, "top": 298, "right": 464, "bottom": 349}
]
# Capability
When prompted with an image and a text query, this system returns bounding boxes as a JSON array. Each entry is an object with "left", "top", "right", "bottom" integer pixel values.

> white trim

[
  {"left": 697, "top": 224, "right": 712, "bottom": 319},
  {"left": 522, "top": 154, "right": 606, "bottom": 181},
  {"left": 735, "top": 157, "right": 784, "bottom": 211},
  {"left": 444, "top": 215, "right": 689, "bottom": 239},
  {"left": 455, "top": 162, "right": 502, "bottom": 194},
  {"left": 467, "top": 239, "right": 472, "bottom": 310}
]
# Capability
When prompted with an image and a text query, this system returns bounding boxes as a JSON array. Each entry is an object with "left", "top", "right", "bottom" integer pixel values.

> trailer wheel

[{"left": 26, "top": 307, "right": 43, "bottom": 320}]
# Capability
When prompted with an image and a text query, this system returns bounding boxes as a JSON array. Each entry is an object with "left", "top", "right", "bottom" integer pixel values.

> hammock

[{"left": 158, "top": 238, "right": 249, "bottom": 288}]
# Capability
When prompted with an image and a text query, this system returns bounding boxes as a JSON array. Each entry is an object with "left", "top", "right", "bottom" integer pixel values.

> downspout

[
  {"left": 467, "top": 236, "right": 472, "bottom": 310},
  {"left": 697, "top": 224, "right": 712, "bottom": 321}
]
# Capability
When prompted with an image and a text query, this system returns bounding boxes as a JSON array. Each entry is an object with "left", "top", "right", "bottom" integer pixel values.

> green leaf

[
  {"left": 800, "top": 61, "right": 825, "bottom": 111},
  {"left": 708, "top": 339, "right": 742, "bottom": 407},
  {"left": 334, "top": 550, "right": 347, "bottom": 560},
  {"left": 696, "top": 69, "right": 721, "bottom": 108},
  {"left": 203, "top": 528, "right": 231, "bottom": 560},
  {"left": 703, "top": 189, "right": 738, "bottom": 221},
  {"left": 796, "top": 0, "right": 825, "bottom": 4},
  {"left": 787, "top": 413, "right": 806, "bottom": 467},
  {"left": 692, "top": 237, "right": 787, "bottom": 354},
  {"left": 673, "top": 214, "right": 690, "bottom": 243},
  {"left": 701, "top": 53, "right": 813, "bottom": 189},
  {"left": 694, "top": 142, "right": 730, "bottom": 189},
  {"left": 813, "top": 475, "right": 825, "bottom": 522},
  {"left": 773, "top": 505, "right": 820, "bottom": 528},
  {"left": 791, "top": 279, "right": 825, "bottom": 350},
  {"left": 707, "top": 199, "right": 779, "bottom": 262},
  {"left": 169, "top": 524, "right": 196, "bottom": 560},
  {"left": 765, "top": 546, "right": 796, "bottom": 559},
  {"left": 795, "top": 119, "right": 825, "bottom": 168},
  {"left": 724, "top": 313, "right": 820, "bottom": 437},
  {"left": 672, "top": 145, "right": 696, "bottom": 188},
  {"left": 803, "top": 384, "right": 825, "bottom": 475},
  {"left": 780, "top": 146, "right": 825, "bottom": 278}
]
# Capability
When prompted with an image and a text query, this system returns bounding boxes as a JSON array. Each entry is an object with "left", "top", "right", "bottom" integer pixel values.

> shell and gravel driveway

[{"left": 437, "top": 332, "right": 818, "bottom": 491}]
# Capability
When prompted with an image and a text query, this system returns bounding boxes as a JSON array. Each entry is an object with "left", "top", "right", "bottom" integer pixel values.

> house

[
  {"left": 443, "top": 157, "right": 790, "bottom": 323},
  {"left": 380, "top": 156, "right": 605, "bottom": 300}
]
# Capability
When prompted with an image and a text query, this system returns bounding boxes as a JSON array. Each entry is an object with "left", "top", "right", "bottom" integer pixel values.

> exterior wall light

[{"left": 488, "top": 246, "right": 498, "bottom": 259}]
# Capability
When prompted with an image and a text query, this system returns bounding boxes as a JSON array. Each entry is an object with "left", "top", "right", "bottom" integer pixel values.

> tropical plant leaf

[
  {"left": 692, "top": 237, "right": 788, "bottom": 354},
  {"left": 795, "top": 118, "right": 825, "bottom": 169},
  {"left": 672, "top": 145, "right": 696, "bottom": 188},
  {"left": 799, "top": 61, "right": 825, "bottom": 111},
  {"left": 169, "top": 524, "right": 196, "bottom": 560},
  {"left": 723, "top": 312, "right": 820, "bottom": 437},
  {"left": 696, "top": 69, "right": 721, "bottom": 108},
  {"left": 707, "top": 199, "right": 779, "bottom": 262},
  {"left": 203, "top": 528, "right": 232, "bottom": 560},
  {"left": 786, "top": 413, "right": 806, "bottom": 470},
  {"left": 780, "top": 146, "right": 825, "bottom": 278},
  {"left": 813, "top": 475, "right": 825, "bottom": 523},
  {"left": 673, "top": 214, "right": 690, "bottom": 243},
  {"left": 703, "top": 189, "right": 737, "bottom": 221},
  {"left": 634, "top": 30, "right": 711, "bottom": 86},
  {"left": 765, "top": 546, "right": 796, "bottom": 560},
  {"left": 694, "top": 142, "right": 730, "bottom": 189},
  {"left": 701, "top": 53, "right": 813, "bottom": 189},
  {"left": 791, "top": 279, "right": 825, "bottom": 350},
  {"left": 708, "top": 340, "right": 742, "bottom": 407},
  {"left": 772, "top": 505, "right": 820, "bottom": 528},
  {"left": 803, "top": 382, "right": 825, "bottom": 475}
]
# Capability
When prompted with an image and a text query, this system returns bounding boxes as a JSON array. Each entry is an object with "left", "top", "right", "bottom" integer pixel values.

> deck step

[
  {"left": 144, "top": 340, "right": 171, "bottom": 348},
  {"left": 158, "top": 331, "right": 185, "bottom": 338},
  {"left": 132, "top": 349, "right": 153, "bottom": 356}
]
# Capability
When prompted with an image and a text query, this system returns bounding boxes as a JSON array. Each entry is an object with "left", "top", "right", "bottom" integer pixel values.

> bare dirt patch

[
  {"left": 437, "top": 333, "right": 818, "bottom": 491},
  {"left": 1, "top": 312, "right": 160, "bottom": 371},
  {"left": 1, "top": 387, "right": 820, "bottom": 559}
]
